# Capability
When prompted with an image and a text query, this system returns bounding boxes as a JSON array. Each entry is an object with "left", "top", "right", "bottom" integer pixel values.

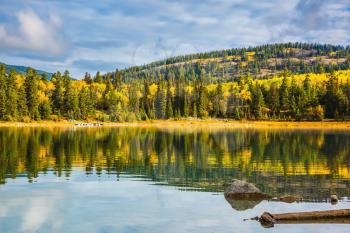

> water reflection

[{"left": 0, "top": 127, "right": 350, "bottom": 199}]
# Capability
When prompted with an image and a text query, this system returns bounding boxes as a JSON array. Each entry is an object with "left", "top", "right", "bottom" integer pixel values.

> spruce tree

[
  {"left": 227, "top": 86, "right": 236, "bottom": 118},
  {"left": 52, "top": 72, "right": 64, "bottom": 115},
  {"left": 79, "top": 87, "right": 90, "bottom": 119},
  {"left": 0, "top": 65, "right": 7, "bottom": 120},
  {"left": 165, "top": 80, "right": 173, "bottom": 119},
  {"left": 155, "top": 82, "right": 166, "bottom": 119},
  {"left": 183, "top": 91, "right": 189, "bottom": 118},
  {"left": 213, "top": 83, "right": 225, "bottom": 117},
  {"left": 24, "top": 68, "right": 40, "bottom": 120},
  {"left": 279, "top": 75, "right": 290, "bottom": 118},
  {"left": 6, "top": 69, "right": 18, "bottom": 120},
  {"left": 198, "top": 84, "right": 208, "bottom": 118},
  {"left": 17, "top": 84, "right": 28, "bottom": 119},
  {"left": 63, "top": 70, "right": 78, "bottom": 118},
  {"left": 39, "top": 100, "right": 52, "bottom": 120},
  {"left": 267, "top": 82, "right": 280, "bottom": 118},
  {"left": 129, "top": 82, "right": 140, "bottom": 117},
  {"left": 250, "top": 84, "right": 264, "bottom": 119}
]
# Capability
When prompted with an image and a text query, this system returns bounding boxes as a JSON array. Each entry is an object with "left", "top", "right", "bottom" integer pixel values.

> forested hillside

[
  {"left": 0, "top": 43, "right": 350, "bottom": 122},
  {"left": 119, "top": 42, "right": 350, "bottom": 82}
]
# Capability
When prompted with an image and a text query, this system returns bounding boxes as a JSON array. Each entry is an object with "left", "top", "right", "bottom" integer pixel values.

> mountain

[
  {"left": 1, "top": 62, "right": 53, "bottom": 79},
  {"left": 116, "top": 42, "right": 350, "bottom": 82}
]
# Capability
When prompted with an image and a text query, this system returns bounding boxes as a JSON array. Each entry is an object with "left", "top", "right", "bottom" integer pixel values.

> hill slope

[
  {"left": 116, "top": 43, "right": 350, "bottom": 82},
  {"left": 1, "top": 62, "right": 53, "bottom": 79}
]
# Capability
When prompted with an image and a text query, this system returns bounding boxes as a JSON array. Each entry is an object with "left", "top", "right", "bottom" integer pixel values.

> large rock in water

[{"left": 224, "top": 179, "right": 271, "bottom": 199}]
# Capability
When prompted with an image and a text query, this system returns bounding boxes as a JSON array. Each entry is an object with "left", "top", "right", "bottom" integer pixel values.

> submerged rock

[
  {"left": 278, "top": 195, "right": 302, "bottom": 203},
  {"left": 224, "top": 180, "right": 271, "bottom": 211},
  {"left": 224, "top": 179, "right": 270, "bottom": 199}
]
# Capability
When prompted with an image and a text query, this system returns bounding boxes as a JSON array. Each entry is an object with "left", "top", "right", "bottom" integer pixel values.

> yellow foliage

[{"left": 149, "top": 84, "right": 158, "bottom": 96}]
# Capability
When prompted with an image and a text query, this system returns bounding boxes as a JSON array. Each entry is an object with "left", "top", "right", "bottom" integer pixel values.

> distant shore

[{"left": 1, "top": 119, "right": 350, "bottom": 129}]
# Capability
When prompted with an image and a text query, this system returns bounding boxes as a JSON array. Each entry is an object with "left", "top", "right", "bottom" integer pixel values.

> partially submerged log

[{"left": 259, "top": 209, "right": 350, "bottom": 227}]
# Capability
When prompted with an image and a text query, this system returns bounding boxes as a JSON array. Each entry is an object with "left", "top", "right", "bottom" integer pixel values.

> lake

[{"left": 0, "top": 126, "right": 350, "bottom": 233}]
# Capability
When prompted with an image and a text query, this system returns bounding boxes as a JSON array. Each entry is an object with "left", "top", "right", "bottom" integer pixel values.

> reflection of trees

[{"left": 0, "top": 127, "right": 349, "bottom": 198}]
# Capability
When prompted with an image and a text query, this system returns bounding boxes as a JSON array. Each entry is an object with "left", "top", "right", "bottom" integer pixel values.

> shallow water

[{"left": 0, "top": 127, "right": 350, "bottom": 233}]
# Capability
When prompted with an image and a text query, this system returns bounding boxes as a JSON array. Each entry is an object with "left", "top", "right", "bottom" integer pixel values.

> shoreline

[{"left": 1, "top": 119, "right": 350, "bottom": 129}]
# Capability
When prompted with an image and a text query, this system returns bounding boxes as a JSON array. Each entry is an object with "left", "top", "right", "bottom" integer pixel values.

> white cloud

[
  {"left": 0, "top": 0, "right": 349, "bottom": 78},
  {"left": 0, "top": 10, "right": 65, "bottom": 55}
]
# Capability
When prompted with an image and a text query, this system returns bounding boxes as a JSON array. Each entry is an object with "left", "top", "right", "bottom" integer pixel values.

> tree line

[{"left": 0, "top": 63, "right": 350, "bottom": 122}]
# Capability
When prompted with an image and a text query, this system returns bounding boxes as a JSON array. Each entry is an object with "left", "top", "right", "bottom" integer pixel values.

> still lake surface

[{"left": 0, "top": 126, "right": 350, "bottom": 233}]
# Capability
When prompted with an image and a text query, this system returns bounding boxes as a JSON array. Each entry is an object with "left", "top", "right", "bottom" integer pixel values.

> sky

[{"left": 0, "top": 0, "right": 349, "bottom": 78}]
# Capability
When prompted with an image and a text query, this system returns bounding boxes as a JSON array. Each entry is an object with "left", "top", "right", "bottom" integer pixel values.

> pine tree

[
  {"left": 24, "top": 68, "right": 40, "bottom": 120},
  {"left": 114, "top": 69, "right": 122, "bottom": 90},
  {"left": 227, "top": 86, "right": 236, "bottom": 118},
  {"left": 63, "top": 70, "right": 78, "bottom": 118},
  {"left": 94, "top": 71, "right": 102, "bottom": 83},
  {"left": 83, "top": 72, "right": 92, "bottom": 84},
  {"left": 39, "top": 100, "right": 52, "bottom": 120},
  {"left": 17, "top": 84, "right": 28, "bottom": 119},
  {"left": 165, "top": 79, "right": 173, "bottom": 119},
  {"left": 79, "top": 87, "right": 90, "bottom": 119},
  {"left": 6, "top": 69, "right": 18, "bottom": 120},
  {"left": 325, "top": 72, "right": 341, "bottom": 118},
  {"left": 267, "top": 82, "right": 280, "bottom": 118},
  {"left": 213, "top": 83, "right": 225, "bottom": 117},
  {"left": 155, "top": 82, "right": 166, "bottom": 119},
  {"left": 183, "top": 90, "right": 189, "bottom": 118},
  {"left": 198, "top": 84, "right": 208, "bottom": 118},
  {"left": 103, "top": 75, "right": 114, "bottom": 111},
  {"left": 250, "top": 83, "right": 264, "bottom": 119},
  {"left": 142, "top": 77, "right": 154, "bottom": 119},
  {"left": 129, "top": 82, "right": 140, "bottom": 117},
  {"left": 0, "top": 65, "right": 7, "bottom": 120},
  {"left": 52, "top": 71, "right": 64, "bottom": 115},
  {"left": 279, "top": 75, "right": 290, "bottom": 118}
]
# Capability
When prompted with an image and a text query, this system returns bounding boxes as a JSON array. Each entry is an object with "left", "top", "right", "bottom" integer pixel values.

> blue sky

[{"left": 0, "top": 0, "right": 349, "bottom": 78}]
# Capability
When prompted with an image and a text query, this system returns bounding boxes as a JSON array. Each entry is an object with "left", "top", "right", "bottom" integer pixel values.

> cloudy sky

[{"left": 0, "top": 0, "right": 349, "bottom": 78}]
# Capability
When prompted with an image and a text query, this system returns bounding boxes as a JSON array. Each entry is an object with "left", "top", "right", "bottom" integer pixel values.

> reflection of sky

[{"left": 0, "top": 172, "right": 349, "bottom": 233}]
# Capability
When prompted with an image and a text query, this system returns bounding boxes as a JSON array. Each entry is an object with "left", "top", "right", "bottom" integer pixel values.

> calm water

[{"left": 0, "top": 127, "right": 350, "bottom": 233}]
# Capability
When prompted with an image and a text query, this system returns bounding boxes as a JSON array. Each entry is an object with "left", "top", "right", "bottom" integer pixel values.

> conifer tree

[
  {"left": 17, "top": 84, "right": 28, "bottom": 119},
  {"left": 6, "top": 69, "right": 18, "bottom": 119},
  {"left": 129, "top": 82, "right": 140, "bottom": 117},
  {"left": 63, "top": 70, "right": 78, "bottom": 118},
  {"left": 198, "top": 84, "right": 208, "bottom": 118},
  {"left": 155, "top": 81, "right": 166, "bottom": 119},
  {"left": 39, "top": 100, "right": 52, "bottom": 120},
  {"left": 227, "top": 86, "right": 236, "bottom": 118},
  {"left": 250, "top": 83, "right": 264, "bottom": 119},
  {"left": 279, "top": 75, "right": 290, "bottom": 117},
  {"left": 52, "top": 72, "right": 64, "bottom": 115},
  {"left": 183, "top": 91, "right": 189, "bottom": 118},
  {"left": 267, "top": 82, "right": 280, "bottom": 118},
  {"left": 94, "top": 71, "right": 102, "bottom": 83},
  {"left": 0, "top": 65, "right": 7, "bottom": 120},
  {"left": 213, "top": 83, "right": 225, "bottom": 117},
  {"left": 24, "top": 68, "right": 40, "bottom": 120},
  {"left": 79, "top": 86, "right": 90, "bottom": 119},
  {"left": 165, "top": 79, "right": 173, "bottom": 119}
]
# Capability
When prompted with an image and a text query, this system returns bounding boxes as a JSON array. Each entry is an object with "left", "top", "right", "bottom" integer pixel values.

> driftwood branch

[{"left": 259, "top": 209, "right": 350, "bottom": 227}]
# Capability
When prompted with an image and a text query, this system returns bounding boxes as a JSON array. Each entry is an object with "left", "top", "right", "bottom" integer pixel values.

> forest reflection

[{"left": 0, "top": 127, "right": 350, "bottom": 199}]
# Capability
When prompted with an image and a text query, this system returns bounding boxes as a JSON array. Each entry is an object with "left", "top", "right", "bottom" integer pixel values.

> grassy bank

[{"left": 1, "top": 119, "right": 350, "bottom": 129}]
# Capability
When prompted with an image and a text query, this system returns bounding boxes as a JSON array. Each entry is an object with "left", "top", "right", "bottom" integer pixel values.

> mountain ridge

[{"left": 0, "top": 62, "right": 53, "bottom": 79}]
